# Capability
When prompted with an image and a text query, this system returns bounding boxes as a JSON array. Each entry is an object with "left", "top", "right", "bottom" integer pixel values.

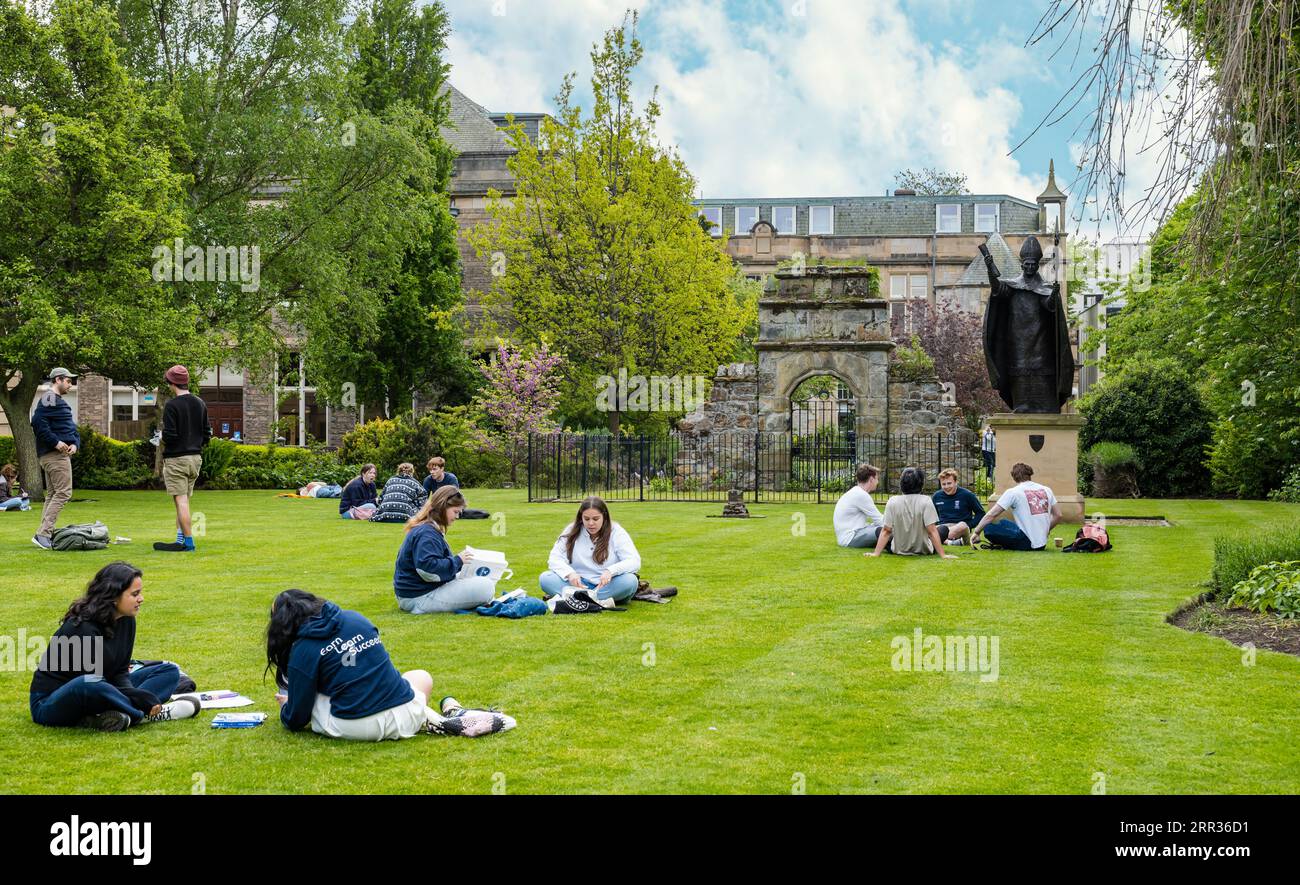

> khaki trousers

[{"left": 38, "top": 451, "right": 73, "bottom": 538}]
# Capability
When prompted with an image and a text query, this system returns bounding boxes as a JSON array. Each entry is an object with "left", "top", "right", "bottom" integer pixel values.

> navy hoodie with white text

[{"left": 280, "top": 602, "right": 415, "bottom": 730}]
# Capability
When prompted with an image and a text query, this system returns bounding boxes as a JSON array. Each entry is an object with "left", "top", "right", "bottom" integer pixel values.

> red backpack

[{"left": 1063, "top": 523, "right": 1111, "bottom": 552}]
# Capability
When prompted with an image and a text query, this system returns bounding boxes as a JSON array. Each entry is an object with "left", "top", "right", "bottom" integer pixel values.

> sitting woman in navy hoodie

[
  {"left": 267, "top": 589, "right": 514, "bottom": 739},
  {"left": 339, "top": 464, "right": 378, "bottom": 519},
  {"left": 392, "top": 486, "right": 497, "bottom": 614},
  {"left": 30, "top": 561, "right": 200, "bottom": 731}
]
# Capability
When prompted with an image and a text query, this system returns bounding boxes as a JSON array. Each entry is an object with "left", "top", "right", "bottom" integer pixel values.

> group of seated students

[
  {"left": 392, "top": 489, "right": 642, "bottom": 614},
  {"left": 30, "top": 560, "right": 515, "bottom": 739},
  {"left": 834, "top": 461, "right": 1062, "bottom": 557},
  {"left": 340, "top": 456, "right": 480, "bottom": 523}
]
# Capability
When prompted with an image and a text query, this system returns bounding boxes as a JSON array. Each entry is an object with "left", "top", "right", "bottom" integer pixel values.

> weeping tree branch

[{"left": 1025, "top": 0, "right": 1298, "bottom": 267}]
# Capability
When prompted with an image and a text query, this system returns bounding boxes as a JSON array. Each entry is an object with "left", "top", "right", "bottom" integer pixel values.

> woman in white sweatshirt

[{"left": 539, "top": 496, "right": 641, "bottom": 608}]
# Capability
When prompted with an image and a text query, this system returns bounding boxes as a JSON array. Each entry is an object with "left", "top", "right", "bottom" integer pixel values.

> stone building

[{"left": 695, "top": 162, "right": 1071, "bottom": 336}]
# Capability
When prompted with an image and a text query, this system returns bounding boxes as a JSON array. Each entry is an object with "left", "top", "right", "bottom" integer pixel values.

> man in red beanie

[{"left": 154, "top": 365, "right": 211, "bottom": 552}]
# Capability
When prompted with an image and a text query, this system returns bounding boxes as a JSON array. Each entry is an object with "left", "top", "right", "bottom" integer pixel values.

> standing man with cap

[
  {"left": 154, "top": 365, "right": 211, "bottom": 552},
  {"left": 30, "top": 368, "right": 80, "bottom": 549}
]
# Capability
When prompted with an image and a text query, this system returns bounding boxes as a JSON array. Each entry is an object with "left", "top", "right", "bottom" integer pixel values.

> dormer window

[{"left": 936, "top": 203, "right": 961, "bottom": 233}]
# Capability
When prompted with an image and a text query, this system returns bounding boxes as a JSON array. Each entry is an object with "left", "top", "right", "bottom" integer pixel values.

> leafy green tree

[
  {"left": 110, "top": 0, "right": 450, "bottom": 393},
  {"left": 893, "top": 168, "right": 970, "bottom": 195},
  {"left": 1096, "top": 184, "right": 1300, "bottom": 497},
  {"left": 301, "top": 0, "right": 473, "bottom": 414},
  {"left": 0, "top": 0, "right": 201, "bottom": 496},
  {"left": 469, "top": 11, "right": 745, "bottom": 434},
  {"left": 1077, "top": 359, "right": 1213, "bottom": 498}
]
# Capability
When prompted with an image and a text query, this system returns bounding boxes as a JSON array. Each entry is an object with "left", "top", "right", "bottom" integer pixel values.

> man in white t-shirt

[
  {"left": 833, "top": 463, "right": 884, "bottom": 548},
  {"left": 970, "top": 462, "right": 1062, "bottom": 551}
]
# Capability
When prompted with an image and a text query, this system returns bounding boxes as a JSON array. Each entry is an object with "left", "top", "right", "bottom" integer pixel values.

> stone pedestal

[{"left": 988, "top": 413, "right": 1085, "bottom": 523}]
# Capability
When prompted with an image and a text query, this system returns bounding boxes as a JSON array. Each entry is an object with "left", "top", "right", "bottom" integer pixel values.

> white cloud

[{"left": 439, "top": 0, "right": 1090, "bottom": 203}]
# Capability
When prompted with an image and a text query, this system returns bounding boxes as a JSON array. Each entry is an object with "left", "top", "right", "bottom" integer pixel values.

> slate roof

[
  {"left": 440, "top": 84, "right": 511, "bottom": 154},
  {"left": 955, "top": 232, "right": 1021, "bottom": 285}
]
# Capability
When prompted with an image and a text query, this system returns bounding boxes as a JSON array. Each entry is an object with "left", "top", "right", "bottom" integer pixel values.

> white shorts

[{"left": 310, "top": 679, "right": 431, "bottom": 741}]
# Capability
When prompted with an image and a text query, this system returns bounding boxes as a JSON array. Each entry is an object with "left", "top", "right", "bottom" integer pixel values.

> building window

[
  {"left": 809, "top": 205, "right": 834, "bottom": 235},
  {"left": 735, "top": 206, "right": 758, "bottom": 236},
  {"left": 890, "top": 274, "right": 908, "bottom": 299},
  {"left": 699, "top": 206, "right": 722, "bottom": 237},
  {"left": 773, "top": 206, "right": 796, "bottom": 235},
  {"left": 975, "top": 203, "right": 1000, "bottom": 232},
  {"left": 910, "top": 273, "right": 927, "bottom": 300},
  {"left": 936, "top": 203, "right": 961, "bottom": 233}
]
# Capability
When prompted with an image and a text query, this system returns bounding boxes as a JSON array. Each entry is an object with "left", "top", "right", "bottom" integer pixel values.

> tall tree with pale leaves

[{"left": 470, "top": 11, "right": 744, "bottom": 434}]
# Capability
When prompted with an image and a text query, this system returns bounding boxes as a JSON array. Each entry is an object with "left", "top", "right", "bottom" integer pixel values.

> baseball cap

[{"left": 48, "top": 368, "right": 77, "bottom": 381}]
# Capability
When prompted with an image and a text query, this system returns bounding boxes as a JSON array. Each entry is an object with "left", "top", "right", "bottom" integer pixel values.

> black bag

[
  {"left": 130, "top": 659, "right": 198, "bottom": 695},
  {"left": 1062, "top": 524, "right": 1112, "bottom": 553}
]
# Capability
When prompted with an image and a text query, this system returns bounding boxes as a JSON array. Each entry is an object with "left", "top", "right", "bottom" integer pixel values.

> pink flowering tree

[{"left": 472, "top": 340, "right": 565, "bottom": 483}]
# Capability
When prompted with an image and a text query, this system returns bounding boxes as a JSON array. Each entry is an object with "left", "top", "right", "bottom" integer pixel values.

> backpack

[
  {"left": 51, "top": 521, "right": 110, "bottom": 551},
  {"left": 1062, "top": 523, "right": 1111, "bottom": 553}
]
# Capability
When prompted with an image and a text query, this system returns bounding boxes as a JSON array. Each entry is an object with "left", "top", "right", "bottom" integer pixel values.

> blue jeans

[
  {"left": 539, "top": 570, "right": 639, "bottom": 602},
  {"left": 982, "top": 520, "right": 1040, "bottom": 551},
  {"left": 0, "top": 497, "right": 28, "bottom": 511},
  {"left": 30, "top": 662, "right": 181, "bottom": 727},
  {"left": 396, "top": 576, "right": 497, "bottom": 614}
]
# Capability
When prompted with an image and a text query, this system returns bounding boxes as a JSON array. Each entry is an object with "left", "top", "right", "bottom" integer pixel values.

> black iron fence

[{"left": 527, "top": 429, "right": 984, "bottom": 504}]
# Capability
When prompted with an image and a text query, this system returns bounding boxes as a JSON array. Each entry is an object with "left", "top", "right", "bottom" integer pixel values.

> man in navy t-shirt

[
  {"left": 421, "top": 456, "right": 459, "bottom": 495},
  {"left": 931, "top": 468, "right": 986, "bottom": 546}
]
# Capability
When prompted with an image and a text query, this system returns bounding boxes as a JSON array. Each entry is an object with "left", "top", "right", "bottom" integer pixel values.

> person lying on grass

[
  {"left": 866, "top": 467, "right": 958, "bottom": 560},
  {"left": 539, "top": 496, "right": 642, "bottom": 608},
  {"left": 267, "top": 589, "right": 514, "bottom": 739},
  {"left": 29, "top": 561, "right": 200, "bottom": 731},
  {"left": 392, "top": 486, "right": 496, "bottom": 614}
]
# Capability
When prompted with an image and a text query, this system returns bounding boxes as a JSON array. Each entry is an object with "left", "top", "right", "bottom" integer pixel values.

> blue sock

[
  {"left": 176, "top": 528, "right": 184, "bottom": 543},
  {"left": 182, "top": 535, "right": 195, "bottom": 550}
]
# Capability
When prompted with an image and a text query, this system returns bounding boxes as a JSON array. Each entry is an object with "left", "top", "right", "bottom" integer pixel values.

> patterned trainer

[{"left": 425, "top": 701, "right": 516, "bottom": 737}]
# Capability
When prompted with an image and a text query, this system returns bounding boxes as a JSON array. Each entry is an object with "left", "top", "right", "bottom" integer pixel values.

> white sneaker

[
  {"left": 496, "top": 588, "right": 527, "bottom": 602},
  {"left": 944, "top": 538, "right": 965, "bottom": 547},
  {"left": 142, "top": 696, "right": 200, "bottom": 723}
]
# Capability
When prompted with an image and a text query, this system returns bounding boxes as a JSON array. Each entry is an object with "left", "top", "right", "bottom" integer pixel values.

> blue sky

[{"left": 439, "top": 0, "right": 1178, "bottom": 239}]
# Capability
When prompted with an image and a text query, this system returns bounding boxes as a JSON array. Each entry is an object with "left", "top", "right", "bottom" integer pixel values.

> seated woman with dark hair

[
  {"left": 339, "top": 464, "right": 379, "bottom": 519},
  {"left": 539, "top": 496, "right": 642, "bottom": 609},
  {"left": 866, "top": 467, "right": 957, "bottom": 560},
  {"left": 267, "top": 589, "right": 514, "bottom": 739},
  {"left": 0, "top": 464, "right": 30, "bottom": 511},
  {"left": 371, "top": 462, "right": 427, "bottom": 523},
  {"left": 29, "top": 562, "right": 200, "bottom": 731},
  {"left": 392, "top": 487, "right": 496, "bottom": 613}
]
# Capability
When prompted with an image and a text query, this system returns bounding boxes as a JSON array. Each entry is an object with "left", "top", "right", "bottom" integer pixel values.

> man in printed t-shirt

[{"left": 969, "top": 462, "right": 1061, "bottom": 551}]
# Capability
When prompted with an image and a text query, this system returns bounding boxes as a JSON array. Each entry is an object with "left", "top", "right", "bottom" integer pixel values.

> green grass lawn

[{"left": 1, "top": 489, "right": 1298, "bottom": 794}]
